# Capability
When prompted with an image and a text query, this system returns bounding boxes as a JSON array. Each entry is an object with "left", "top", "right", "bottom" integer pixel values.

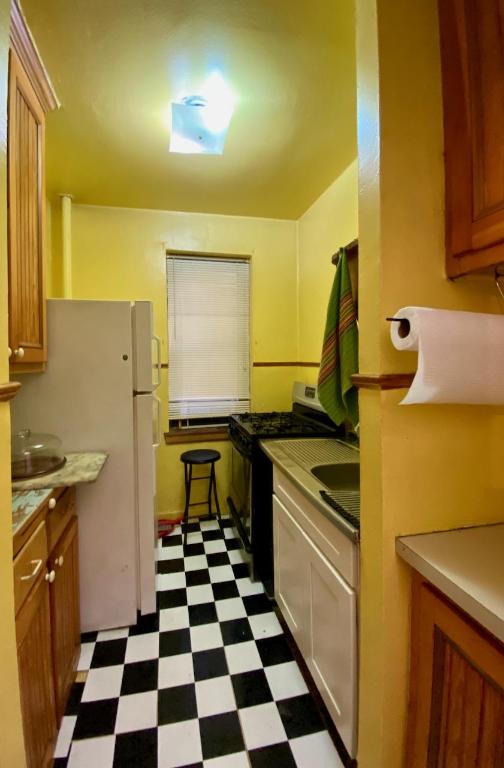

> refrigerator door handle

[
  {"left": 154, "top": 394, "right": 162, "bottom": 447},
  {"left": 153, "top": 335, "right": 161, "bottom": 389}
]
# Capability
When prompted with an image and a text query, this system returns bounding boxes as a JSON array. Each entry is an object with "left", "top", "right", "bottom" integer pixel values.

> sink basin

[{"left": 310, "top": 462, "right": 360, "bottom": 491}]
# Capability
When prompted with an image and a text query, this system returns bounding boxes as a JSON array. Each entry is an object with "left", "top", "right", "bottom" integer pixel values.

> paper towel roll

[{"left": 390, "top": 307, "right": 504, "bottom": 405}]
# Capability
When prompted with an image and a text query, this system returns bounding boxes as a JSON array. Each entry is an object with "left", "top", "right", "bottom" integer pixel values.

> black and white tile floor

[{"left": 53, "top": 518, "right": 344, "bottom": 768}]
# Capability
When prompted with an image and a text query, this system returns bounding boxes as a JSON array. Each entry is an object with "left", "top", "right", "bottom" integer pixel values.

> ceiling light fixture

[{"left": 169, "top": 72, "right": 236, "bottom": 155}]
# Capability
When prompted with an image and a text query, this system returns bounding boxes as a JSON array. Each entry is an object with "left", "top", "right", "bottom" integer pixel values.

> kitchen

[{"left": 1, "top": 1, "right": 504, "bottom": 768}]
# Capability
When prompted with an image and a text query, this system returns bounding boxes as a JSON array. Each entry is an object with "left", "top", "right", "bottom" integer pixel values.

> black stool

[{"left": 180, "top": 449, "right": 221, "bottom": 546}]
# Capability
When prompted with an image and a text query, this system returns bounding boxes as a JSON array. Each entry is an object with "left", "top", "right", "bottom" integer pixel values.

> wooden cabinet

[
  {"left": 16, "top": 568, "right": 57, "bottom": 768},
  {"left": 8, "top": 46, "right": 47, "bottom": 369},
  {"left": 406, "top": 574, "right": 504, "bottom": 766},
  {"left": 439, "top": 0, "right": 504, "bottom": 277},
  {"left": 13, "top": 487, "right": 80, "bottom": 768},
  {"left": 49, "top": 516, "right": 80, "bottom": 720},
  {"left": 7, "top": 1, "right": 57, "bottom": 372},
  {"left": 272, "top": 468, "right": 358, "bottom": 758}
]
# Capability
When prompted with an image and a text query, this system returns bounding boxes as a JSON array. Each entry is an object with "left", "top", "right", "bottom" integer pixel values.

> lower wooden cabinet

[
  {"left": 14, "top": 488, "right": 80, "bottom": 768},
  {"left": 406, "top": 575, "right": 504, "bottom": 767},
  {"left": 16, "top": 571, "right": 57, "bottom": 768},
  {"left": 50, "top": 516, "right": 80, "bottom": 720}
]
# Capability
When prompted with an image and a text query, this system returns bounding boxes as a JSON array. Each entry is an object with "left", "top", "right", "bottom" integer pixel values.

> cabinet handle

[
  {"left": 14, "top": 347, "right": 25, "bottom": 359},
  {"left": 20, "top": 559, "right": 43, "bottom": 581},
  {"left": 56, "top": 555, "right": 64, "bottom": 568},
  {"left": 48, "top": 498, "right": 56, "bottom": 510},
  {"left": 45, "top": 570, "right": 56, "bottom": 583}
]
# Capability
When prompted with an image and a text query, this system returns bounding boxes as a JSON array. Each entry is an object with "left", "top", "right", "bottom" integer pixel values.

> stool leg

[
  {"left": 183, "top": 463, "right": 192, "bottom": 547},
  {"left": 211, "top": 463, "right": 221, "bottom": 521},
  {"left": 207, "top": 462, "right": 213, "bottom": 519}
]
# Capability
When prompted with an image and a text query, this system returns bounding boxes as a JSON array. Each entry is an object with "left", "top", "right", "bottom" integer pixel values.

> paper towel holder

[
  {"left": 495, "top": 266, "right": 504, "bottom": 302},
  {"left": 386, "top": 317, "right": 411, "bottom": 338}
]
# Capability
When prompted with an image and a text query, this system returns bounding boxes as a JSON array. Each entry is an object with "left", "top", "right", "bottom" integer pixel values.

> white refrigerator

[{"left": 11, "top": 299, "right": 161, "bottom": 632}]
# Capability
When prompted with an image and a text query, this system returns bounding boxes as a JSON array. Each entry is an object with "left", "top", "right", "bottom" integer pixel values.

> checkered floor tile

[{"left": 53, "top": 518, "right": 344, "bottom": 768}]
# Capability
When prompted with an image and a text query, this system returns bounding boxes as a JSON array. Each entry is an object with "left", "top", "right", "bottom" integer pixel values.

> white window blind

[{"left": 167, "top": 255, "right": 250, "bottom": 420}]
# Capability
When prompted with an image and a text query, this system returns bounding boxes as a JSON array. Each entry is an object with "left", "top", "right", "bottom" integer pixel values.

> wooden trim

[
  {"left": 10, "top": 1, "right": 59, "bottom": 113},
  {"left": 253, "top": 361, "right": 319, "bottom": 368},
  {"left": 332, "top": 238, "right": 358, "bottom": 265},
  {"left": 351, "top": 372, "right": 414, "bottom": 390},
  {"left": 164, "top": 426, "right": 229, "bottom": 445},
  {"left": 162, "top": 361, "right": 320, "bottom": 369},
  {"left": 10, "top": 363, "right": 46, "bottom": 374},
  {"left": 0, "top": 380, "right": 21, "bottom": 401}
]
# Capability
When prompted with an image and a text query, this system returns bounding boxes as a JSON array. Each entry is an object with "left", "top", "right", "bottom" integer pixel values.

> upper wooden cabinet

[
  {"left": 8, "top": 1, "right": 57, "bottom": 372},
  {"left": 439, "top": 0, "right": 504, "bottom": 277}
]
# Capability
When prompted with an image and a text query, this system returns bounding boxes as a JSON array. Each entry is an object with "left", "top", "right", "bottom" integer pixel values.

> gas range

[
  {"left": 231, "top": 410, "right": 331, "bottom": 436},
  {"left": 229, "top": 411, "right": 335, "bottom": 457},
  {"left": 227, "top": 383, "right": 343, "bottom": 595},
  {"left": 229, "top": 402, "right": 338, "bottom": 459}
]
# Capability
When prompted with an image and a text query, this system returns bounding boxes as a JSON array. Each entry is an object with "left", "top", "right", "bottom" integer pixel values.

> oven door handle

[{"left": 226, "top": 496, "right": 252, "bottom": 553}]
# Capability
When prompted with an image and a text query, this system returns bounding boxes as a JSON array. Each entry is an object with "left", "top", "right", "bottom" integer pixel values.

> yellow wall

[
  {"left": 0, "top": 1, "right": 27, "bottom": 764},
  {"left": 297, "top": 159, "right": 358, "bottom": 386},
  {"left": 65, "top": 204, "right": 298, "bottom": 516},
  {"left": 357, "top": 1, "right": 504, "bottom": 766}
]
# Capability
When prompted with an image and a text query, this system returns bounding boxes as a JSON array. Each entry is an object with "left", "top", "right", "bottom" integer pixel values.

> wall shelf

[{"left": 351, "top": 373, "right": 414, "bottom": 390}]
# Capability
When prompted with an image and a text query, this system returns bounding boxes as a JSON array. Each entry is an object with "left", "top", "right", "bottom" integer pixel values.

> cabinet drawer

[
  {"left": 47, "top": 488, "right": 76, "bottom": 553},
  {"left": 273, "top": 467, "right": 358, "bottom": 588},
  {"left": 13, "top": 519, "right": 48, "bottom": 614}
]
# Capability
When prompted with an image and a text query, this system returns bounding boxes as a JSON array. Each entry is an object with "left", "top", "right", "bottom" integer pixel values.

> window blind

[{"left": 167, "top": 255, "right": 250, "bottom": 420}]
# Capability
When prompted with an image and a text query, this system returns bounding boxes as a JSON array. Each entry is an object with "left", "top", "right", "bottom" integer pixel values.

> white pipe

[{"left": 60, "top": 194, "right": 73, "bottom": 298}]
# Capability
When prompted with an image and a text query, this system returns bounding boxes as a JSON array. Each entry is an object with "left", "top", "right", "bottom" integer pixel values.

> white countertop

[{"left": 397, "top": 524, "right": 504, "bottom": 643}]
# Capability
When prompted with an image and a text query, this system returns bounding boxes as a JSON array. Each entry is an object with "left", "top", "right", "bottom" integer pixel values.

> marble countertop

[
  {"left": 12, "top": 451, "right": 108, "bottom": 492},
  {"left": 12, "top": 488, "right": 55, "bottom": 537},
  {"left": 397, "top": 524, "right": 504, "bottom": 644}
]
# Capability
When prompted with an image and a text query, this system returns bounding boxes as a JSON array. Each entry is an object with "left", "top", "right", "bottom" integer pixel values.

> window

[{"left": 167, "top": 255, "right": 250, "bottom": 426}]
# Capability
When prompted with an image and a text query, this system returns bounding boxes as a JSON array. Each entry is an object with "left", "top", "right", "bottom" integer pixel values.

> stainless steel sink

[{"left": 310, "top": 462, "right": 360, "bottom": 491}]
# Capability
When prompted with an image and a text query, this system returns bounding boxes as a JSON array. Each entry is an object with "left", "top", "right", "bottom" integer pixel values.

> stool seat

[{"left": 180, "top": 449, "right": 221, "bottom": 465}]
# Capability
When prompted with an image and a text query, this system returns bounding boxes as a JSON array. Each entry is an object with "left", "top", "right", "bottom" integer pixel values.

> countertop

[
  {"left": 12, "top": 487, "right": 55, "bottom": 537},
  {"left": 12, "top": 451, "right": 108, "bottom": 491},
  {"left": 397, "top": 524, "right": 504, "bottom": 644},
  {"left": 260, "top": 437, "right": 360, "bottom": 542}
]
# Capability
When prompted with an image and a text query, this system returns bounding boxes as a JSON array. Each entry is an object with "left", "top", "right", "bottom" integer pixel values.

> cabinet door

[
  {"left": 8, "top": 46, "right": 47, "bottom": 365},
  {"left": 49, "top": 516, "right": 80, "bottom": 721},
  {"left": 407, "top": 576, "right": 504, "bottom": 767},
  {"left": 273, "top": 495, "right": 309, "bottom": 653},
  {"left": 305, "top": 535, "right": 357, "bottom": 758},
  {"left": 16, "top": 572, "right": 57, "bottom": 768},
  {"left": 439, "top": 0, "right": 504, "bottom": 276}
]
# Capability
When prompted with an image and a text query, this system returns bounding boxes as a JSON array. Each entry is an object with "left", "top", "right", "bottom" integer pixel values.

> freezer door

[
  {"left": 131, "top": 301, "right": 160, "bottom": 393},
  {"left": 134, "top": 393, "right": 157, "bottom": 615}
]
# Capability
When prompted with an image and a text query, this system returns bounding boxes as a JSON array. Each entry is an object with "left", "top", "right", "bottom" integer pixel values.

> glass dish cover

[{"left": 11, "top": 428, "right": 66, "bottom": 479}]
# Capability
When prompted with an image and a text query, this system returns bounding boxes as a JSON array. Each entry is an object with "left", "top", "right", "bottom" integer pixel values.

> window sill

[{"left": 164, "top": 426, "right": 229, "bottom": 445}]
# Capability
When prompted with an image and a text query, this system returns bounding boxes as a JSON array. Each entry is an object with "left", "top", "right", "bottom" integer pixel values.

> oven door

[{"left": 228, "top": 443, "right": 252, "bottom": 553}]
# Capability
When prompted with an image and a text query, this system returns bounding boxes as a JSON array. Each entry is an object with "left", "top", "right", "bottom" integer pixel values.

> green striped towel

[{"left": 318, "top": 248, "right": 359, "bottom": 427}]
